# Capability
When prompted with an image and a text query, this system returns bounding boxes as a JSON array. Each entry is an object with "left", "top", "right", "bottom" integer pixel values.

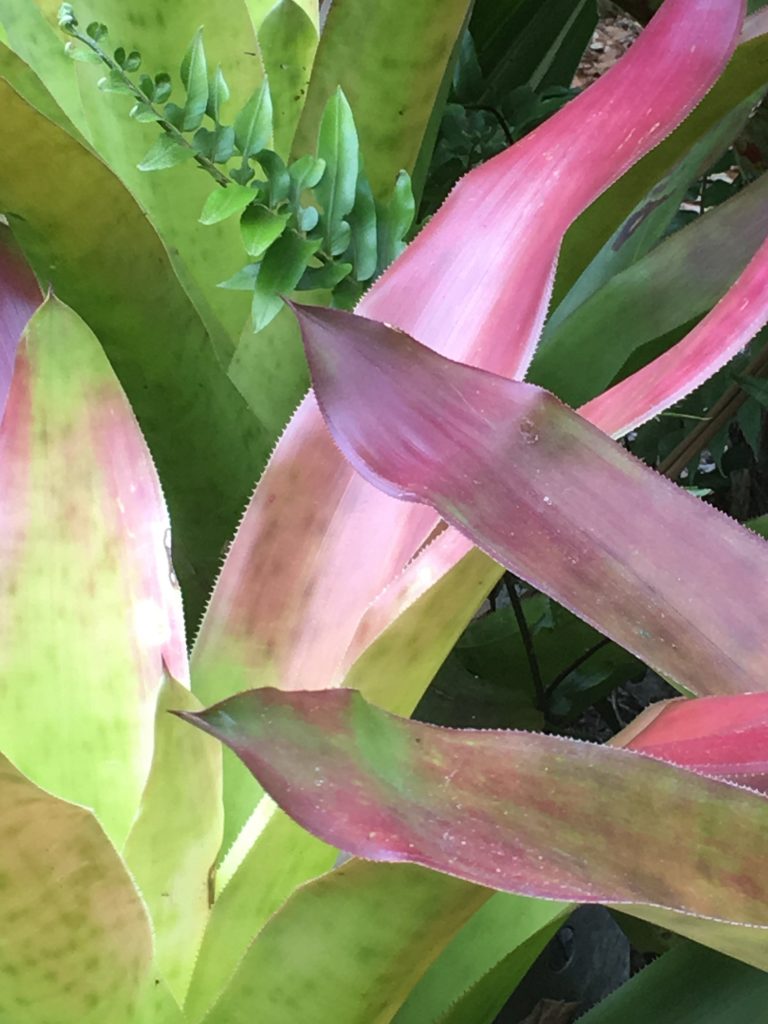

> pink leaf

[
  {"left": 180, "top": 687, "right": 768, "bottom": 940},
  {"left": 194, "top": 0, "right": 742, "bottom": 709},
  {"left": 580, "top": 231, "right": 768, "bottom": 436},
  {"left": 621, "top": 692, "right": 768, "bottom": 794},
  {"left": 295, "top": 303, "right": 768, "bottom": 698}
]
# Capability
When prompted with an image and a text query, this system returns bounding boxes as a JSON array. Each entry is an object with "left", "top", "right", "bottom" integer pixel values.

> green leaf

[
  {"left": 207, "top": 63, "right": 230, "bottom": 123},
  {"left": 292, "top": 0, "right": 470, "bottom": 198},
  {"left": 258, "top": 0, "right": 318, "bottom": 156},
  {"left": 579, "top": 943, "right": 768, "bottom": 1023},
  {"left": 734, "top": 372, "right": 768, "bottom": 408},
  {"left": 393, "top": 894, "right": 564, "bottom": 1024},
  {"left": 218, "top": 263, "right": 262, "bottom": 290},
  {"left": 137, "top": 133, "right": 195, "bottom": 171},
  {"left": 251, "top": 231, "right": 321, "bottom": 330},
  {"left": 315, "top": 88, "right": 359, "bottom": 255},
  {"left": 196, "top": 860, "right": 493, "bottom": 1024},
  {"left": 289, "top": 153, "right": 326, "bottom": 205},
  {"left": 124, "top": 49, "right": 142, "bottom": 72},
  {"left": 64, "top": 41, "right": 102, "bottom": 63},
  {"left": 124, "top": 677, "right": 222, "bottom": 1005},
  {"left": 240, "top": 204, "right": 292, "bottom": 257},
  {"left": 234, "top": 80, "right": 273, "bottom": 160},
  {"left": 184, "top": 804, "right": 336, "bottom": 1019},
  {"left": 154, "top": 72, "right": 172, "bottom": 104},
  {"left": 376, "top": 169, "right": 415, "bottom": 273},
  {"left": 193, "top": 124, "right": 236, "bottom": 163},
  {"left": 200, "top": 183, "right": 257, "bottom": 224},
  {"left": 130, "top": 101, "right": 161, "bottom": 123},
  {"left": 0, "top": 78, "right": 270, "bottom": 624},
  {"left": 298, "top": 260, "right": 353, "bottom": 290},
  {"left": 180, "top": 27, "right": 209, "bottom": 131},
  {"left": 0, "top": 754, "right": 154, "bottom": 1023},
  {"left": 256, "top": 148, "right": 292, "bottom": 205},
  {"left": 347, "top": 169, "right": 378, "bottom": 281},
  {"left": 97, "top": 68, "right": 135, "bottom": 95}
]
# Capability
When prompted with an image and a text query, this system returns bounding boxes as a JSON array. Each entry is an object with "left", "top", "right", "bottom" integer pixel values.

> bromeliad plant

[{"left": 5, "top": 0, "right": 768, "bottom": 1021}]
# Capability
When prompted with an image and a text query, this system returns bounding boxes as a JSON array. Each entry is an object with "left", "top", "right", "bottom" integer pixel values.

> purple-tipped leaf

[
  {"left": 181, "top": 688, "right": 768, "bottom": 952},
  {"left": 295, "top": 304, "right": 768, "bottom": 698}
]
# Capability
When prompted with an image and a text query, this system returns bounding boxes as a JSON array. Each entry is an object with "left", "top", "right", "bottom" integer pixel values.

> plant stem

[
  {"left": 658, "top": 338, "right": 768, "bottom": 480},
  {"left": 543, "top": 638, "right": 612, "bottom": 702},
  {"left": 503, "top": 573, "right": 546, "bottom": 710},
  {"left": 64, "top": 23, "right": 231, "bottom": 187}
]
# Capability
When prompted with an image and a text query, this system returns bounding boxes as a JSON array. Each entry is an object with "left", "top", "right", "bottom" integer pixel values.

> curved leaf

[
  {"left": 0, "top": 753, "right": 153, "bottom": 1023},
  {"left": 0, "top": 78, "right": 269, "bottom": 620},
  {"left": 194, "top": 0, "right": 740, "bottom": 742},
  {"left": 295, "top": 303, "right": 768, "bottom": 698},
  {"left": 0, "top": 296, "right": 187, "bottom": 844},
  {"left": 182, "top": 688, "right": 768, "bottom": 966},
  {"left": 124, "top": 676, "right": 222, "bottom": 1004}
]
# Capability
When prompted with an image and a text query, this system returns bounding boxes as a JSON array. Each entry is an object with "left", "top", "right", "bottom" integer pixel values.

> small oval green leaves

[
  {"left": 240, "top": 205, "right": 292, "bottom": 258},
  {"left": 251, "top": 232, "right": 321, "bottom": 330},
  {"left": 347, "top": 170, "right": 378, "bottom": 282},
  {"left": 200, "top": 184, "right": 256, "bottom": 225},
  {"left": 315, "top": 88, "right": 359, "bottom": 256},
  {"left": 138, "top": 134, "right": 194, "bottom": 171},
  {"left": 180, "top": 27, "right": 209, "bottom": 132}
]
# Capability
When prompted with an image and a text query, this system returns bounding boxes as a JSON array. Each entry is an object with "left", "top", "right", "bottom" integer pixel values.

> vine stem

[{"left": 60, "top": 15, "right": 231, "bottom": 187}]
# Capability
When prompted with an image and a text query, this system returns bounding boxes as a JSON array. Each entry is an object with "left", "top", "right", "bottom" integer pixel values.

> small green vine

[{"left": 58, "top": 4, "right": 415, "bottom": 332}]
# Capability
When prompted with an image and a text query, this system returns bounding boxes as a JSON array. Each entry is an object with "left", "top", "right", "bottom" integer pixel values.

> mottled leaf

[
  {"left": 0, "top": 753, "right": 153, "bottom": 1023},
  {"left": 182, "top": 687, "right": 768, "bottom": 966},
  {"left": 258, "top": 0, "right": 317, "bottom": 157},
  {"left": 0, "top": 296, "right": 187, "bottom": 844}
]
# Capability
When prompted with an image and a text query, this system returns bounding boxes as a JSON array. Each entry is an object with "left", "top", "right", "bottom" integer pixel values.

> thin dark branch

[
  {"left": 504, "top": 573, "right": 545, "bottom": 710},
  {"left": 544, "top": 638, "right": 612, "bottom": 701},
  {"left": 465, "top": 104, "right": 515, "bottom": 147}
]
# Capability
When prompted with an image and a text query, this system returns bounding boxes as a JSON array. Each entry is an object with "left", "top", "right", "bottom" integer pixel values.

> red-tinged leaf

[
  {"left": 294, "top": 303, "right": 768, "bottom": 698},
  {"left": 580, "top": 231, "right": 768, "bottom": 436},
  {"left": 620, "top": 692, "right": 768, "bottom": 794},
  {"left": 194, "top": 0, "right": 740, "bottom": 718},
  {"left": 180, "top": 687, "right": 768, "bottom": 946},
  {"left": 0, "top": 229, "right": 42, "bottom": 422}
]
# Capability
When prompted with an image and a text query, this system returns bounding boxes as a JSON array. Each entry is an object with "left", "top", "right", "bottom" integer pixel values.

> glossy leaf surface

[
  {"left": 183, "top": 688, "right": 768, "bottom": 955},
  {"left": 0, "top": 297, "right": 187, "bottom": 844},
  {"left": 296, "top": 304, "right": 768, "bottom": 698}
]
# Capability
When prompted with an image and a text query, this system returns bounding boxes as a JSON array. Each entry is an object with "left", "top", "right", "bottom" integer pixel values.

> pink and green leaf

[
  {"left": 181, "top": 687, "right": 768, "bottom": 966},
  {"left": 0, "top": 295, "right": 187, "bottom": 845},
  {"left": 0, "top": 227, "right": 41, "bottom": 421},
  {"left": 295, "top": 303, "right": 768, "bottom": 698},
  {"left": 194, "top": 0, "right": 742, "bottom": 778}
]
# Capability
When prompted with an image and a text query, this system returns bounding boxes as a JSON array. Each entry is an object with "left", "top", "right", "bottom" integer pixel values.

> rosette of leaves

[{"left": 58, "top": 6, "right": 415, "bottom": 331}]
